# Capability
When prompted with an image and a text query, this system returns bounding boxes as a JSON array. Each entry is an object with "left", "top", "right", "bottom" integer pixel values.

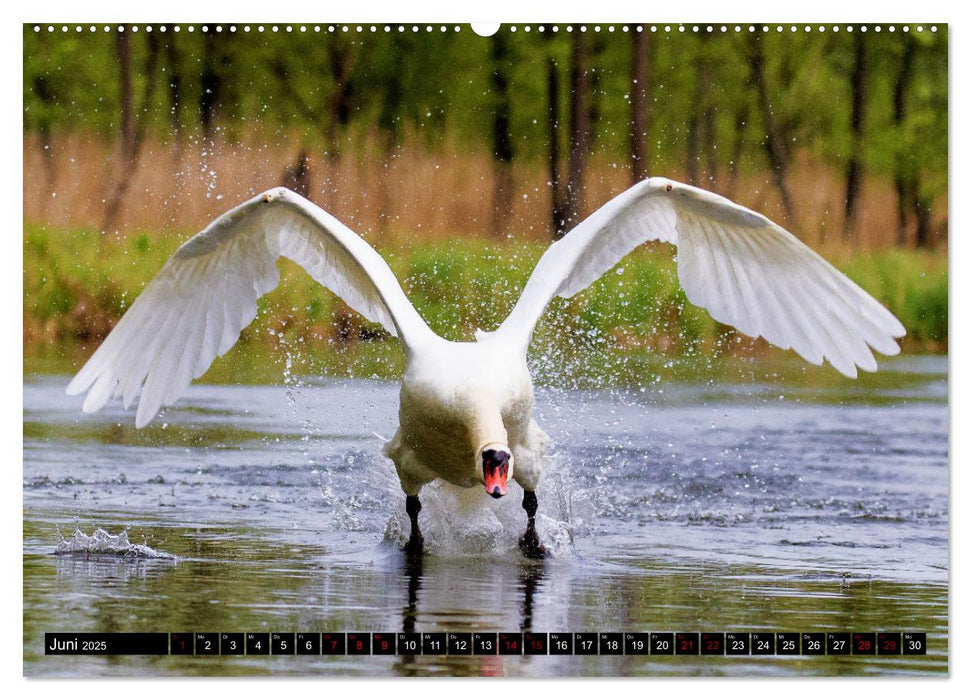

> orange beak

[
  {"left": 484, "top": 469, "right": 507, "bottom": 499},
  {"left": 482, "top": 449, "right": 510, "bottom": 499}
]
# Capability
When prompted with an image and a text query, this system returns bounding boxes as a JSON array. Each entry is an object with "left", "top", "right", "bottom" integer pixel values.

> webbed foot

[
  {"left": 404, "top": 532, "right": 424, "bottom": 557},
  {"left": 519, "top": 526, "right": 548, "bottom": 559}
]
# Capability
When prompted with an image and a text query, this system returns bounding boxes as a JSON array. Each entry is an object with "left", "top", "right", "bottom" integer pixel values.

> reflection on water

[{"left": 22, "top": 355, "right": 948, "bottom": 676}]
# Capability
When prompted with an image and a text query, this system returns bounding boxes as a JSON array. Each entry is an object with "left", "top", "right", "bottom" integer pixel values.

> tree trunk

[
  {"left": 282, "top": 149, "right": 312, "bottom": 197},
  {"left": 326, "top": 41, "right": 355, "bottom": 158},
  {"left": 629, "top": 26, "right": 650, "bottom": 184},
  {"left": 163, "top": 25, "right": 183, "bottom": 156},
  {"left": 200, "top": 27, "right": 220, "bottom": 141},
  {"left": 912, "top": 185, "right": 932, "bottom": 248},
  {"left": 893, "top": 36, "right": 916, "bottom": 246},
  {"left": 843, "top": 31, "right": 868, "bottom": 238},
  {"left": 377, "top": 131, "right": 396, "bottom": 235},
  {"left": 163, "top": 24, "right": 184, "bottom": 217},
  {"left": 687, "top": 34, "right": 714, "bottom": 185},
  {"left": 704, "top": 99, "right": 718, "bottom": 185},
  {"left": 565, "top": 30, "right": 590, "bottom": 235},
  {"left": 547, "top": 52, "right": 567, "bottom": 238},
  {"left": 117, "top": 31, "right": 135, "bottom": 163},
  {"left": 375, "top": 38, "right": 405, "bottom": 235},
  {"left": 102, "top": 30, "right": 161, "bottom": 234},
  {"left": 586, "top": 34, "right": 606, "bottom": 151},
  {"left": 269, "top": 42, "right": 356, "bottom": 208},
  {"left": 726, "top": 102, "right": 749, "bottom": 198},
  {"left": 31, "top": 74, "right": 57, "bottom": 196},
  {"left": 324, "top": 41, "right": 356, "bottom": 207},
  {"left": 747, "top": 34, "right": 794, "bottom": 224},
  {"left": 490, "top": 32, "right": 515, "bottom": 238}
]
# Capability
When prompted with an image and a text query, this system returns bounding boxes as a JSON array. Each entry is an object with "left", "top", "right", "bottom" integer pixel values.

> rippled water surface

[{"left": 23, "top": 355, "right": 948, "bottom": 676}]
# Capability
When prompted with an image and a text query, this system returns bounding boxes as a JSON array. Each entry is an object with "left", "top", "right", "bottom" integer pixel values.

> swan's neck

[{"left": 469, "top": 403, "right": 508, "bottom": 457}]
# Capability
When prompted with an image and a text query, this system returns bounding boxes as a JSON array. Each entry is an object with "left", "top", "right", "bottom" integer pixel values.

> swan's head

[{"left": 480, "top": 444, "right": 513, "bottom": 499}]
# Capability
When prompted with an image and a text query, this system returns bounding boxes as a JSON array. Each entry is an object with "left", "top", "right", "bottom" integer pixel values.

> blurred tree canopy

[{"left": 23, "top": 24, "right": 947, "bottom": 245}]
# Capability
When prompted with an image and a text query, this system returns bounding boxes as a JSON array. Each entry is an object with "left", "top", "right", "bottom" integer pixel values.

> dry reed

[{"left": 23, "top": 131, "right": 944, "bottom": 251}]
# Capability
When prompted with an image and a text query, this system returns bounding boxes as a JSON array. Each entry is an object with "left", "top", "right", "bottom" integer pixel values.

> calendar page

[{"left": 22, "top": 20, "right": 948, "bottom": 678}]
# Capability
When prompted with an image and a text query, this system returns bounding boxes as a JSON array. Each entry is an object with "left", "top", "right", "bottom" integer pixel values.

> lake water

[{"left": 22, "top": 355, "right": 948, "bottom": 676}]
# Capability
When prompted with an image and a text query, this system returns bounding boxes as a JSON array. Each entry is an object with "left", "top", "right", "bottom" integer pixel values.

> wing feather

[
  {"left": 732, "top": 225, "right": 816, "bottom": 361},
  {"left": 119, "top": 305, "right": 171, "bottom": 408},
  {"left": 497, "top": 177, "right": 904, "bottom": 377},
  {"left": 68, "top": 188, "right": 435, "bottom": 426}
]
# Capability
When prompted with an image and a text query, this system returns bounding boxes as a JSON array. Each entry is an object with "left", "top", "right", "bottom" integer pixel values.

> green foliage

[
  {"left": 836, "top": 247, "right": 947, "bottom": 345},
  {"left": 402, "top": 241, "right": 539, "bottom": 339},
  {"left": 25, "top": 225, "right": 947, "bottom": 385},
  {"left": 905, "top": 281, "right": 948, "bottom": 343},
  {"left": 23, "top": 24, "right": 947, "bottom": 207}
]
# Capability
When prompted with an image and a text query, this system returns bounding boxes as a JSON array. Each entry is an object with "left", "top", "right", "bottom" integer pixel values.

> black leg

[
  {"left": 519, "top": 490, "right": 547, "bottom": 559},
  {"left": 404, "top": 494, "right": 423, "bottom": 557}
]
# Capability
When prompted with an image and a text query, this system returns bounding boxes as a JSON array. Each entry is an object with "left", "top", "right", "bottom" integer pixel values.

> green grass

[{"left": 24, "top": 225, "right": 947, "bottom": 386}]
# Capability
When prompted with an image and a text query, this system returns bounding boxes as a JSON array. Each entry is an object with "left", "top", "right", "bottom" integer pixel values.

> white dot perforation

[{"left": 32, "top": 23, "right": 939, "bottom": 37}]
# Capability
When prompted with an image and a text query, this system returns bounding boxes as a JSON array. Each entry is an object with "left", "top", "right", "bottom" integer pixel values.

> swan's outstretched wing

[
  {"left": 67, "top": 188, "right": 434, "bottom": 427},
  {"left": 497, "top": 177, "right": 905, "bottom": 377}
]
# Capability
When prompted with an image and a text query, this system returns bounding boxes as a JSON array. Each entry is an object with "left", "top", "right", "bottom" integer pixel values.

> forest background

[{"left": 22, "top": 23, "right": 949, "bottom": 385}]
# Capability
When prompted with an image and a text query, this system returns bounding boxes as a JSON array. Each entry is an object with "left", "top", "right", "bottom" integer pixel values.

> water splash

[
  {"left": 382, "top": 477, "right": 574, "bottom": 559},
  {"left": 274, "top": 329, "right": 324, "bottom": 470},
  {"left": 54, "top": 527, "right": 177, "bottom": 560}
]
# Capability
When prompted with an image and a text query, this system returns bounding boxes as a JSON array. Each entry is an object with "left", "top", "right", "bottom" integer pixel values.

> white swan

[{"left": 66, "top": 178, "right": 905, "bottom": 557}]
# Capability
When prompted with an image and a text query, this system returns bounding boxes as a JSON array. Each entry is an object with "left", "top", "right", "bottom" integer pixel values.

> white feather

[
  {"left": 67, "top": 188, "right": 436, "bottom": 426},
  {"left": 497, "top": 177, "right": 904, "bottom": 377}
]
